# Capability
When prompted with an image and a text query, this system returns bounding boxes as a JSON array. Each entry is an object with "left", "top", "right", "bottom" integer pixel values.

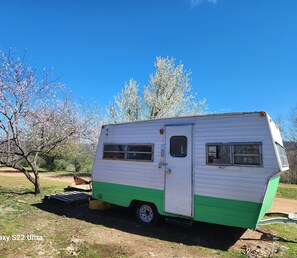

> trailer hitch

[{"left": 258, "top": 212, "right": 297, "bottom": 226}]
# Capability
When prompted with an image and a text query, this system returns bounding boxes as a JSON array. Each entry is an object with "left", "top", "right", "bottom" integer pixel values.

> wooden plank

[{"left": 44, "top": 191, "right": 91, "bottom": 205}]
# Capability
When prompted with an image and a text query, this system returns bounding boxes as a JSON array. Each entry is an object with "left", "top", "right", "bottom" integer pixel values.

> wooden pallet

[{"left": 44, "top": 191, "right": 91, "bottom": 205}]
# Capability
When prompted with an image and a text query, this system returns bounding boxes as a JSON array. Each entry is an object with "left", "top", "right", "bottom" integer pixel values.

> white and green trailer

[{"left": 91, "top": 111, "right": 289, "bottom": 229}]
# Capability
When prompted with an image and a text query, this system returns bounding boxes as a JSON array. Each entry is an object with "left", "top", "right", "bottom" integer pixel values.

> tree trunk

[
  {"left": 19, "top": 166, "right": 42, "bottom": 194},
  {"left": 27, "top": 158, "right": 42, "bottom": 194},
  {"left": 31, "top": 153, "right": 42, "bottom": 194},
  {"left": 34, "top": 172, "right": 41, "bottom": 194}
]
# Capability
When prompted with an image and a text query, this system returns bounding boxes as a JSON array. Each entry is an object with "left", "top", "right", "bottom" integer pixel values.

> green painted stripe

[
  {"left": 92, "top": 181, "right": 165, "bottom": 215},
  {"left": 92, "top": 180, "right": 263, "bottom": 229},
  {"left": 257, "top": 175, "right": 280, "bottom": 223},
  {"left": 194, "top": 195, "right": 261, "bottom": 229}
]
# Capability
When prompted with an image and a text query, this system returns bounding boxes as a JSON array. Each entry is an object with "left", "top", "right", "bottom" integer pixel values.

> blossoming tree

[
  {"left": 107, "top": 56, "right": 206, "bottom": 123},
  {"left": 0, "top": 49, "right": 99, "bottom": 194},
  {"left": 108, "top": 79, "right": 142, "bottom": 123}
]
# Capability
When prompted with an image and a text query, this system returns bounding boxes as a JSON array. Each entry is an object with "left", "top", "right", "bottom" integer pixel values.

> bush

[
  {"left": 54, "top": 159, "right": 68, "bottom": 171},
  {"left": 280, "top": 169, "right": 297, "bottom": 184},
  {"left": 39, "top": 155, "right": 56, "bottom": 171},
  {"left": 16, "top": 156, "right": 45, "bottom": 170},
  {"left": 74, "top": 161, "right": 82, "bottom": 172},
  {"left": 36, "top": 156, "right": 46, "bottom": 169},
  {"left": 16, "top": 158, "right": 29, "bottom": 167},
  {"left": 73, "top": 154, "right": 93, "bottom": 173}
]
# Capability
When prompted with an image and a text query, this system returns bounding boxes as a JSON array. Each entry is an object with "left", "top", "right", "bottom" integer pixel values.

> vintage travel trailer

[{"left": 91, "top": 112, "right": 289, "bottom": 229}]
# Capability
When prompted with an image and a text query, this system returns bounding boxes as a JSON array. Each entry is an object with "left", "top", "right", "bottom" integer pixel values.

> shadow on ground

[
  {"left": 0, "top": 189, "right": 35, "bottom": 195},
  {"left": 44, "top": 172, "right": 91, "bottom": 178},
  {"left": 34, "top": 200, "right": 247, "bottom": 251}
]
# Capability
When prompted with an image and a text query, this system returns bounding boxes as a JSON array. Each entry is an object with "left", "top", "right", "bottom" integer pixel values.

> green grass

[
  {"left": 196, "top": 247, "right": 246, "bottom": 258},
  {"left": 277, "top": 184, "right": 297, "bottom": 200},
  {"left": 259, "top": 224, "right": 297, "bottom": 257},
  {"left": 0, "top": 174, "right": 67, "bottom": 192},
  {"left": 0, "top": 175, "right": 66, "bottom": 221},
  {"left": 0, "top": 174, "right": 296, "bottom": 257},
  {"left": 0, "top": 175, "right": 68, "bottom": 257},
  {"left": 0, "top": 175, "right": 104, "bottom": 257}
]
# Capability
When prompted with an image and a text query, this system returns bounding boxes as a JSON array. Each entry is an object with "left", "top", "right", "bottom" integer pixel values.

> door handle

[{"left": 166, "top": 168, "right": 171, "bottom": 174}]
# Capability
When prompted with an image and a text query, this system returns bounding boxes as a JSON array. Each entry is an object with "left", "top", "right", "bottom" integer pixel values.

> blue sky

[{"left": 1, "top": 0, "right": 297, "bottom": 120}]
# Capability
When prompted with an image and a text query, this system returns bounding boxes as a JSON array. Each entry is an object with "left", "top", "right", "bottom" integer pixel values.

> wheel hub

[{"left": 139, "top": 205, "right": 153, "bottom": 222}]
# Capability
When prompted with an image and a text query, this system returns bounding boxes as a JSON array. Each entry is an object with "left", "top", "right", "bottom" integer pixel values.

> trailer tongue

[{"left": 258, "top": 213, "right": 297, "bottom": 226}]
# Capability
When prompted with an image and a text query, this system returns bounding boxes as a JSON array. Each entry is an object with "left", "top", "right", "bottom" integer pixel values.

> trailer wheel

[{"left": 136, "top": 202, "right": 159, "bottom": 226}]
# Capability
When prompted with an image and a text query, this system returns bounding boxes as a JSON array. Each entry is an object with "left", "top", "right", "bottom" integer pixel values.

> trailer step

[
  {"left": 165, "top": 217, "right": 193, "bottom": 227},
  {"left": 258, "top": 212, "right": 297, "bottom": 226}
]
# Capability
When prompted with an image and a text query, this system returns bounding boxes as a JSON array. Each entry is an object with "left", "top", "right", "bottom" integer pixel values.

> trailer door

[{"left": 164, "top": 125, "right": 193, "bottom": 217}]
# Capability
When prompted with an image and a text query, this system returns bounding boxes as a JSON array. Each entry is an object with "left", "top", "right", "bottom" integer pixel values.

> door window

[{"left": 170, "top": 136, "right": 187, "bottom": 157}]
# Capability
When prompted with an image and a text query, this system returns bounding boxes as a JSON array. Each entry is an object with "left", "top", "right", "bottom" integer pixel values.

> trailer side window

[
  {"left": 206, "top": 143, "right": 262, "bottom": 166},
  {"left": 207, "top": 144, "right": 231, "bottom": 165},
  {"left": 233, "top": 144, "right": 261, "bottom": 165},
  {"left": 275, "top": 143, "right": 289, "bottom": 167},
  {"left": 103, "top": 144, "right": 153, "bottom": 162},
  {"left": 127, "top": 145, "right": 153, "bottom": 161},
  {"left": 103, "top": 145, "right": 125, "bottom": 160}
]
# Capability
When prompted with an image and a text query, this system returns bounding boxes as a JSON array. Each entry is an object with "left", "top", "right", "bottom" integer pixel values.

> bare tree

[
  {"left": 281, "top": 105, "right": 297, "bottom": 184},
  {"left": 287, "top": 105, "right": 297, "bottom": 142},
  {"left": 0, "top": 49, "right": 98, "bottom": 193},
  {"left": 282, "top": 142, "right": 297, "bottom": 184}
]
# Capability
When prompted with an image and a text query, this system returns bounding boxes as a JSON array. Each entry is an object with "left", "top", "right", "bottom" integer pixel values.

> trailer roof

[{"left": 103, "top": 111, "right": 268, "bottom": 127}]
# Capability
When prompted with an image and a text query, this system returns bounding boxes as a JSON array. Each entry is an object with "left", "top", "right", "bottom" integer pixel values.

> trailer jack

[{"left": 258, "top": 212, "right": 297, "bottom": 226}]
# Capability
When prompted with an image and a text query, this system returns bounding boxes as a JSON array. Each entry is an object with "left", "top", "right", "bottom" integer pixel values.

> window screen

[
  {"left": 170, "top": 136, "right": 187, "bottom": 157},
  {"left": 233, "top": 144, "right": 261, "bottom": 165}
]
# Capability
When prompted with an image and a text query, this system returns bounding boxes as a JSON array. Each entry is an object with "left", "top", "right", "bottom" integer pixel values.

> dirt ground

[
  {"left": 0, "top": 169, "right": 296, "bottom": 257},
  {"left": 269, "top": 198, "right": 297, "bottom": 213},
  {"left": 0, "top": 168, "right": 90, "bottom": 183}
]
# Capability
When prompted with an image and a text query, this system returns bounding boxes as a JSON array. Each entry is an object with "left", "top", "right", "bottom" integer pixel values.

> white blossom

[
  {"left": 107, "top": 56, "right": 206, "bottom": 123},
  {"left": 144, "top": 56, "right": 206, "bottom": 119},
  {"left": 0, "top": 49, "right": 101, "bottom": 193},
  {"left": 107, "top": 79, "right": 142, "bottom": 123}
]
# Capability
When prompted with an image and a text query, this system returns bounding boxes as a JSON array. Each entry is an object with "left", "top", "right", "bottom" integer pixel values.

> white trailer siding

[
  {"left": 92, "top": 112, "right": 287, "bottom": 229},
  {"left": 93, "top": 112, "right": 278, "bottom": 202},
  {"left": 93, "top": 121, "right": 165, "bottom": 190},
  {"left": 192, "top": 113, "right": 278, "bottom": 203}
]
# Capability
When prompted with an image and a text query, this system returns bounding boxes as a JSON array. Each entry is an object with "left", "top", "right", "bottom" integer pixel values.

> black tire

[{"left": 135, "top": 202, "right": 159, "bottom": 226}]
